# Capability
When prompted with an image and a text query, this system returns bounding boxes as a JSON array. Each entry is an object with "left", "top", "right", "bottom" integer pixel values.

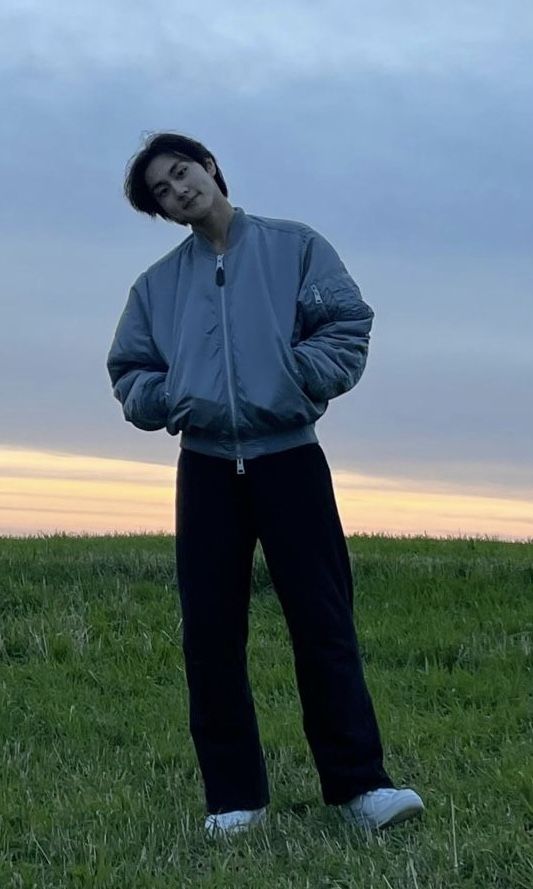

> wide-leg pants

[{"left": 175, "top": 442, "right": 395, "bottom": 815}]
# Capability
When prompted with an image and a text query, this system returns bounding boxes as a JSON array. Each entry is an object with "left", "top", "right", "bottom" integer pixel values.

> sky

[{"left": 1, "top": 0, "right": 532, "bottom": 540}]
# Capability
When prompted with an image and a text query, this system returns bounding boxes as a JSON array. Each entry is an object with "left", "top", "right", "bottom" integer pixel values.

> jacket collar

[{"left": 191, "top": 206, "right": 248, "bottom": 256}]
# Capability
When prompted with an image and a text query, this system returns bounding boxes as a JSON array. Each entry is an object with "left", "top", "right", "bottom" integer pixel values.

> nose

[{"left": 169, "top": 181, "right": 189, "bottom": 202}]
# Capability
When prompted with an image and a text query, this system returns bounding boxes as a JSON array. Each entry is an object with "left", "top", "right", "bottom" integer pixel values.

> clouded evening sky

[{"left": 1, "top": 1, "right": 532, "bottom": 539}]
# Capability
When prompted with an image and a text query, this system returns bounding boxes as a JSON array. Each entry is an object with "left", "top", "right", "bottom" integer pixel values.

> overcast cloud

[
  {"left": 3, "top": 1, "right": 532, "bottom": 83},
  {"left": 1, "top": 0, "right": 532, "bottom": 507}
]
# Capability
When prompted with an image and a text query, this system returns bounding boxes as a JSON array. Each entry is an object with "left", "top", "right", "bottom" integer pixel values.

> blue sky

[{"left": 1, "top": 1, "right": 532, "bottom": 535}]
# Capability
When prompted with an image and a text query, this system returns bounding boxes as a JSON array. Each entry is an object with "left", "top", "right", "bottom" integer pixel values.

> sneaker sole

[
  {"left": 376, "top": 802, "right": 424, "bottom": 828},
  {"left": 341, "top": 801, "right": 425, "bottom": 830}
]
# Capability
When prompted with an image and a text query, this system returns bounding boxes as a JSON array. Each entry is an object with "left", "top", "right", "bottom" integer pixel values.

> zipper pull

[
  {"left": 216, "top": 254, "right": 225, "bottom": 286},
  {"left": 311, "top": 283, "right": 323, "bottom": 304},
  {"left": 236, "top": 456, "right": 245, "bottom": 475}
]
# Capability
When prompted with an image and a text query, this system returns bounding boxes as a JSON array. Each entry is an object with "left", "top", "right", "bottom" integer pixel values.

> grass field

[{"left": 1, "top": 532, "right": 532, "bottom": 888}]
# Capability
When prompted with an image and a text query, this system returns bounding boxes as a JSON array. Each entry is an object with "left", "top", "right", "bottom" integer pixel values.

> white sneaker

[
  {"left": 339, "top": 787, "right": 424, "bottom": 830},
  {"left": 204, "top": 806, "right": 267, "bottom": 837}
]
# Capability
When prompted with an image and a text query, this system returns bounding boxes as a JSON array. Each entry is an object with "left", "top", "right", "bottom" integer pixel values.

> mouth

[{"left": 184, "top": 195, "right": 197, "bottom": 209}]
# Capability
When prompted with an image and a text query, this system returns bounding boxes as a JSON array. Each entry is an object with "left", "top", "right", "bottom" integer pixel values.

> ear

[{"left": 204, "top": 156, "right": 217, "bottom": 177}]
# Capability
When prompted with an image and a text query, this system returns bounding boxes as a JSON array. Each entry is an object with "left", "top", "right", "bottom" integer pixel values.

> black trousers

[{"left": 175, "top": 443, "right": 395, "bottom": 815}]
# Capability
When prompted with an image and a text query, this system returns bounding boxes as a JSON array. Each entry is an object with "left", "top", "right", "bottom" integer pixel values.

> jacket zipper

[
  {"left": 216, "top": 254, "right": 246, "bottom": 475},
  {"left": 311, "top": 283, "right": 323, "bottom": 305},
  {"left": 311, "top": 282, "right": 331, "bottom": 323}
]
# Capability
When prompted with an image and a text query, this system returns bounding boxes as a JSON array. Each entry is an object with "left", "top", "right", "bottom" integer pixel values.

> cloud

[
  {"left": 0, "top": 447, "right": 175, "bottom": 535},
  {"left": 2, "top": 0, "right": 532, "bottom": 91},
  {"left": 1, "top": 0, "right": 531, "bottom": 540},
  {"left": 1, "top": 446, "right": 531, "bottom": 540}
]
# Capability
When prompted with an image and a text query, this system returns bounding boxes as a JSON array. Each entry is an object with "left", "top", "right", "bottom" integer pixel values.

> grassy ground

[{"left": 0, "top": 532, "right": 531, "bottom": 888}]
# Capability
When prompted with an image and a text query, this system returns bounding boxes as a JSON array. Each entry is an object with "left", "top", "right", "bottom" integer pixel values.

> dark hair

[{"left": 124, "top": 132, "right": 229, "bottom": 225}]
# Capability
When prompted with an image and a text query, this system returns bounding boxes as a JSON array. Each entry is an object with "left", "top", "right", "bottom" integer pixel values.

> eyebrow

[{"left": 150, "top": 161, "right": 186, "bottom": 193}]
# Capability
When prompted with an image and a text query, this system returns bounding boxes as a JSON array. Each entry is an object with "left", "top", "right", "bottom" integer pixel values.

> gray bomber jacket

[{"left": 106, "top": 206, "right": 374, "bottom": 474}]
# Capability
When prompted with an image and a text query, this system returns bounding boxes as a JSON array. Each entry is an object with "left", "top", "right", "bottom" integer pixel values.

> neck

[{"left": 191, "top": 201, "right": 236, "bottom": 252}]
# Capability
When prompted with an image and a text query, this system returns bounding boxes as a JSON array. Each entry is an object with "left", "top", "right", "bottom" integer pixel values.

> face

[{"left": 144, "top": 153, "right": 219, "bottom": 222}]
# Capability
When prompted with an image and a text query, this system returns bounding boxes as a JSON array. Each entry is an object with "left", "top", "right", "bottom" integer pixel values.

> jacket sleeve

[
  {"left": 291, "top": 227, "right": 375, "bottom": 403},
  {"left": 106, "top": 281, "right": 169, "bottom": 431}
]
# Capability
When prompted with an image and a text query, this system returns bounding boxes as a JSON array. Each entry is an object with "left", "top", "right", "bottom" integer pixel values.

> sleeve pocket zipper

[{"left": 310, "top": 283, "right": 330, "bottom": 323}]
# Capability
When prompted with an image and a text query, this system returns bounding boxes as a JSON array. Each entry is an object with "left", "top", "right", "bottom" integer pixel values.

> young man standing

[{"left": 107, "top": 132, "right": 425, "bottom": 837}]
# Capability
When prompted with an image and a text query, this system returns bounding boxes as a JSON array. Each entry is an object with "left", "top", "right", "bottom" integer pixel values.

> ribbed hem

[{"left": 179, "top": 423, "right": 318, "bottom": 461}]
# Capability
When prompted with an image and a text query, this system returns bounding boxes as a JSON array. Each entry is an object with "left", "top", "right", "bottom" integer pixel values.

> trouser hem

[
  {"left": 324, "top": 777, "right": 396, "bottom": 807},
  {"left": 206, "top": 798, "right": 270, "bottom": 815}
]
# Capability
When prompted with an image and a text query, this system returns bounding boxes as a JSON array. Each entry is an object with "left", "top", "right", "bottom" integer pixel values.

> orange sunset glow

[{"left": 1, "top": 446, "right": 531, "bottom": 541}]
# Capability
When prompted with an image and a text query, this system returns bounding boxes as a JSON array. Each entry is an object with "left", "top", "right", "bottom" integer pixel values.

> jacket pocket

[
  {"left": 236, "top": 332, "right": 328, "bottom": 440},
  {"left": 164, "top": 306, "right": 233, "bottom": 438}
]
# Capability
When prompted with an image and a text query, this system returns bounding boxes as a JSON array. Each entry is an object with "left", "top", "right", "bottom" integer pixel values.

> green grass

[{"left": 0, "top": 532, "right": 532, "bottom": 888}]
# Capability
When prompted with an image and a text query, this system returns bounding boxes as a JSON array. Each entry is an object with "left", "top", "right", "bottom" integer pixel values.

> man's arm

[
  {"left": 292, "top": 228, "right": 375, "bottom": 403},
  {"left": 106, "top": 282, "right": 169, "bottom": 431}
]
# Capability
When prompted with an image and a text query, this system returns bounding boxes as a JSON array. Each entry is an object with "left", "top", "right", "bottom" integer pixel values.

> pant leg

[
  {"left": 247, "top": 443, "right": 395, "bottom": 805},
  {"left": 175, "top": 447, "right": 270, "bottom": 815}
]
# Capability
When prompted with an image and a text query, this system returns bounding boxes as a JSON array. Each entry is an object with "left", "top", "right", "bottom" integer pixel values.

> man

[{"left": 107, "top": 132, "right": 425, "bottom": 837}]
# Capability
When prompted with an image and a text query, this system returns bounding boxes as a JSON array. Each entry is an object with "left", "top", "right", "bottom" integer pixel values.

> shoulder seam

[{"left": 246, "top": 214, "right": 311, "bottom": 239}]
